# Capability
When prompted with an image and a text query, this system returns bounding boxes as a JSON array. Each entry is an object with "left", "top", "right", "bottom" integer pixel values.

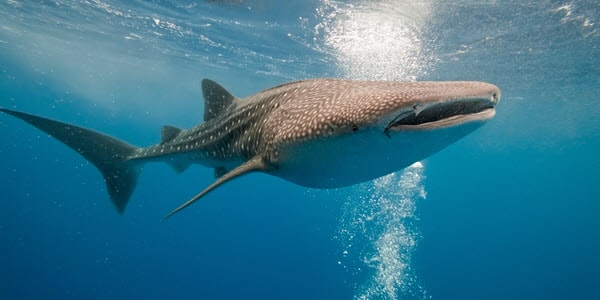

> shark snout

[
  {"left": 480, "top": 82, "right": 501, "bottom": 107},
  {"left": 481, "top": 82, "right": 501, "bottom": 105},
  {"left": 384, "top": 82, "right": 501, "bottom": 133},
  {"left": 491, "top": 88, "right": 501, "bottom": 106}
]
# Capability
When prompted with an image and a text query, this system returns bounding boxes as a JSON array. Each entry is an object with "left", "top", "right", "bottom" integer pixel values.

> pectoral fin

[{"left": 163, "top": 156, "right": 269, "bottom": 220}]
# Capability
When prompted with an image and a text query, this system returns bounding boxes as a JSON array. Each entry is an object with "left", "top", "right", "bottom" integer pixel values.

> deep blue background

[{"left": 1, "top": 1, "right": 598, "bottom": 299}]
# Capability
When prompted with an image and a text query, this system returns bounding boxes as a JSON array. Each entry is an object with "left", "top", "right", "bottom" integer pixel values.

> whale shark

[{"left": 0, "top": 78, "right": 500, "bottom": 219}]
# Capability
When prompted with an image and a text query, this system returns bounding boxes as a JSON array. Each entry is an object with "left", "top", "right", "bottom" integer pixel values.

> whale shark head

[{"left": 265, "top": 79, "right": 501, "bottom": 188}]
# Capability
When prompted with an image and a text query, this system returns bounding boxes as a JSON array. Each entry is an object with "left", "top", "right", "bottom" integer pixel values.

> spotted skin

[
  {"left": 0, "top": 78, "right": 500, "bottom": 218},
  {"left": 132, "top": 79, "right": 499, "bottom": 169}
]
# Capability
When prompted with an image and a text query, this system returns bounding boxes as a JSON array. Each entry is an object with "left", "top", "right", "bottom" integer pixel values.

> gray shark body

[{"left": 0, "top": 78, "right": 500, "bottom": 218}]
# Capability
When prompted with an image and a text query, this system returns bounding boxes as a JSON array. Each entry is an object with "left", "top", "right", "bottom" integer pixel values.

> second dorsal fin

[
  {"left": 202, "top": 79, "right": 236, "bottom": 121},
  {"left": 161, "top": 125, "right": 182, "bottom": 143}
]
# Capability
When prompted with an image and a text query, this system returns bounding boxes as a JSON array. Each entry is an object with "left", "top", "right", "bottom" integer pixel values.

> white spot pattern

[{"left": 130, "top": 79, "right": 498, "bottom": 167}]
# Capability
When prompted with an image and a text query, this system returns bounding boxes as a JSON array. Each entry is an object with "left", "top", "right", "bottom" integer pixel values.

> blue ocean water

[{"left": 1, "top": 0, "right": 598, "bottom": 299}]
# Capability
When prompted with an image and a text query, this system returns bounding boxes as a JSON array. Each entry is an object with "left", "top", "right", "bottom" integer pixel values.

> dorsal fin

[
  {"left": 202, "top": 79, "right": 236, "bottom": 121},
  {"left": 161, "top": 125, "right": 182, "bottom": 143}
]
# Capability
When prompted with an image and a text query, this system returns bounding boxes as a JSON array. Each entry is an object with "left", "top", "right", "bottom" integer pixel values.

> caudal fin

[{"left": 1, "top": 108, "right": 141, "bottom": 214}]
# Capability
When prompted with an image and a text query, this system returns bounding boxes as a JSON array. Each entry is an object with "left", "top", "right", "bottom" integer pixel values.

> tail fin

[{"left": 1, "top": 108, "right": 141, "bottom": 214}]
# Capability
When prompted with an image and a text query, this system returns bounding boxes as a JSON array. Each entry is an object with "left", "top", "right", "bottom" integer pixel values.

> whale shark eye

[{"left": 351, "top": 124, "right": 359, "bottom": 132}]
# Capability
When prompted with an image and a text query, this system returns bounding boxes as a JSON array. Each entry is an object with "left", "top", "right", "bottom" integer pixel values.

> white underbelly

[{"left": 271, "top": 122, "right": 484, "bottom": 188}]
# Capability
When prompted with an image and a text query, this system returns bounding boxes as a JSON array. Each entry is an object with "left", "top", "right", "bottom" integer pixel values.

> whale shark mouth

[{"left": 385, "top": 97, "right": 497, "bottom": 133}]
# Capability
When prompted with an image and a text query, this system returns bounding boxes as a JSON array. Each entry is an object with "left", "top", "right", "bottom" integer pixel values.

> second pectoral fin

[{"left": 163, "top": 156, "right": 269, "bottom": 220}]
